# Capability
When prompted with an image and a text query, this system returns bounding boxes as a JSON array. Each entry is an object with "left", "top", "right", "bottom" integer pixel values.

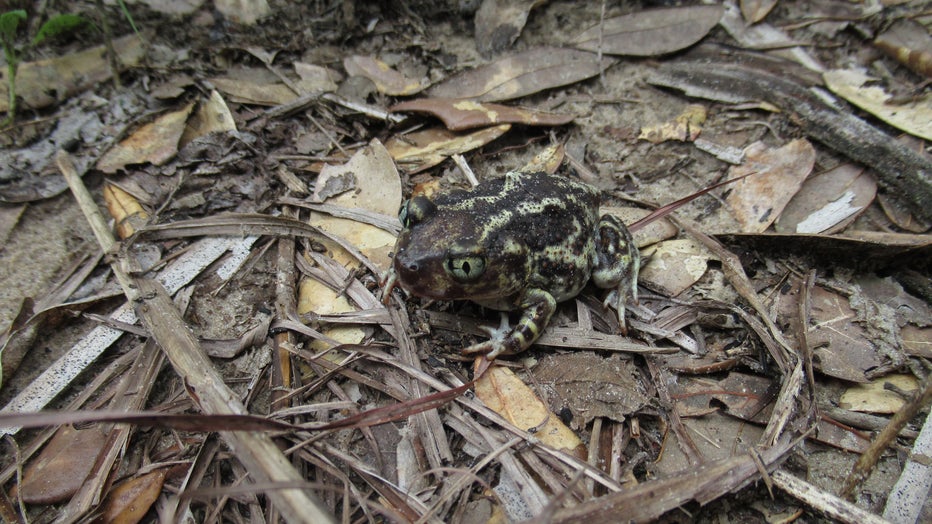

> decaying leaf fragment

[
  {"left": 574, "top": 5, "right": 724, "bottom": 56},
  {"left": 343, "top": 55, "right": 427, "bottom": 96},
  {"left": 724, "top": 139, "right": 816, "bottom": 233},
  {"left": 805, "top": 287, "right": 881, "bottom": 383},
  {"left": 638, "top": 104, "right": 706, "bottom": 143},
  {"left": 384, "top": 124, "right": 511, "bottom": 173},
  {"left": 533, "top": 353, "right": 649, "bottom": 428},
  {"left": 428, "top": 47, "right": 613, "bottom": 102},
  {"left": 390, "top": 98, "right": 574, "bottom": 131},
  {"left": 474, "top": 0, "right": 545, "bottom": 56}
]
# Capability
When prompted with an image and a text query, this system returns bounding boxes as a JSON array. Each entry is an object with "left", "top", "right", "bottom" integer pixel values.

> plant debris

[{"left": 0, "top": 2, "right": 930, "bottom": 523}]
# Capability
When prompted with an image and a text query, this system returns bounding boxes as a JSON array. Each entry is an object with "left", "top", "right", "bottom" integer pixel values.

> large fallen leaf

[
  {"left": 475, "top": 363, "right": 585, "bottom": 455},
  {"left": 574, "top": 5, "right": 723, "bottom": 56},
  {"left": 96, "top": 102, "right": 195, "bottom": 174},
  {"left": 301, "top": 140, "right": 402, "bottom": 348},
  {"left": 0, "top": 33, "right": 146, "bottom": 112},
  {"left": 307, "top": 139, "right": 401, "bottom": 271},
  {"left": 390, "top": 98, "right": 574, "bottom": 131},
  {"left": 18, "top": 424, "right": 106, "bottom": 503},
  {"left": 474, "top": 0, "right": 544, "bottom": 56},
  {"left": 806, "top": 286, "right": 881, "bottom": 383},
  {"left": 428, "top": 47, "right": 613, "bottom": 102},
  {"left": 210, "top": 74, "right": 298, "bottom": 106},
  {"left": 533, "top": 352, "right": 648, "bottom": 428},
  {"left": 776, "top": 163, "right": 876, "bottom": 234},
  {"left": 343, "top": 55, "right": 427, "bottom": 96},
  {"left": 724, "top": 139, "right": 816, "bottom": 233},
  {"left": 824, "top": 69, "right": 932, "bottom": 141},
  {"left": 384, "top": 124, "right": 511, "bottom": 173}
]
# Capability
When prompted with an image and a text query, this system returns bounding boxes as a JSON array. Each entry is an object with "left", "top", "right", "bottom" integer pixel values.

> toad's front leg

[
  {"left": 463, "top": 288, "right": 556, "bottom": 359},
  {"left": 590, "top": 214, "right": 640, "bottom": 332}
]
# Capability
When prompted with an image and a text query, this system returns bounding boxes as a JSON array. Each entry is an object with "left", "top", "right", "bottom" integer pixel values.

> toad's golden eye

[
  {"left": 398, "top": 196, "right": 436, "bottom": 228},
  {"left": 444, "top": 255, "right": 486, "bottom": 282}
]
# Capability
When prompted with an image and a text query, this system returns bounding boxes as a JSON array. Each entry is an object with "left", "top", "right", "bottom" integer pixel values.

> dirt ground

[{"left": 0, "top": 1, "right": 930, "bottom": 523}]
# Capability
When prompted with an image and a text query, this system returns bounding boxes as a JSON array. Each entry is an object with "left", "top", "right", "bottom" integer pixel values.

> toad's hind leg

[{"left": 590, "top": 214, "right": 640, "bottom": 332}]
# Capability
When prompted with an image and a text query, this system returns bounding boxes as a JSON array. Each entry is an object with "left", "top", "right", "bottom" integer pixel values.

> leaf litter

[{"left": 0, "top": 1, "right": 930, "bottom": 523}]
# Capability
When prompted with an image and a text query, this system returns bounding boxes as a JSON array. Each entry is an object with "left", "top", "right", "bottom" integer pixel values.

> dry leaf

[
  {"left": 724, "top": 139, "right": 816, "bottom": 233},
  {"left": 97, "top": 103, "right": 195, "bottom": 174},
  {"left": 210, "top": 76, "right": 297, "bottom": 106},
  {"left": 874, "top": 18, "right": 932, "bottom": 78},
  {"left": 574, "top": 5, "right": 724, "bottom": 56},
  {"left": 474, "top": 363, "right": 585, "bottom": 455},
  {"left": 533, "top": 353, "right": 649, "bottom": 428},
  {"left": 520, "top": 143, "right": 565, "bottom": 174},
  {"left": 0, "top": 34, "right": 146, "bottom": 112},
  {"left": 384, "top": 125, "right": 511, "bottom": 173},
  {"left": 104, "top": 183, "right": 150, "bottom": 239},
  {"left": 807, "top": 287, "right": 881, "bottom": 383},
  {"left": 901, "top": 325, "right": 932, "bottom": 358},
  {"left": 639, "top": 239, "right": 712, "bottom": 296},
  {"left": 343, "top": 55, "right": 427, "bottom": 96},
  {"left": 638, "top": 104, "right": 707, "bottom": 143},
  {"left": 390, "top": 98, "right": 574, "bottom": 131},
  {"left": 100, "top": 469, "right": 167, "bottom": 524},
  {"left": 740, "top": 0, "right": 778, "bottom": 24},
  {"left": 308, "top": 139, "right": 401, "bottom": 270},
  {"left": 824, "top": 69, "right": 932, "bottom": 141},
  {"left": 776, "top": 163, "right": 876, "bottom": 234},
  {"left": 839, "top": 374, "right": 919, "bottom": 413},
  {"left": 18, "top": 424, "right": 106, "bottom": 503},
  {"left": 301, "top": 140, "right": 401, "bottom": 349},
  {"left": 179, "top": 90, "right": 237, "bottom": 148},
  {"left": 295, "top": 62, "right": 341, "bottom": 92},
  {"left": 474, "top": 0, "right": 545, "bottom": 56},
  {"left": 215, "top": 0, "right": 270, "bottom": 24},
  {"left": 428, "top": 47, "right": 613, "bottom": 102}
]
